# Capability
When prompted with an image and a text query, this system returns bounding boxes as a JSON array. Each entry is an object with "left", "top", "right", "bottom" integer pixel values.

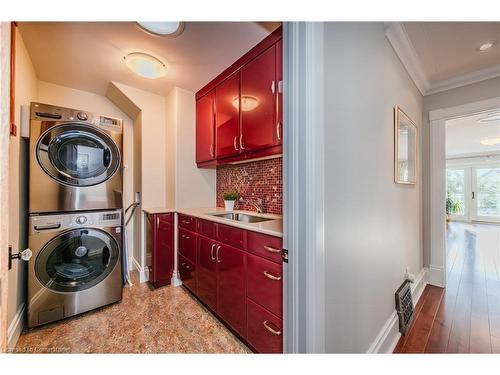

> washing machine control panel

[{"left": 30, "top": 210, "right": 122, "bottom": 234}]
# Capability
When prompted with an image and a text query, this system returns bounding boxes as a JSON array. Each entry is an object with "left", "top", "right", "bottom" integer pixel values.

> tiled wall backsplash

[{"left": 216, "top": 157, "right": 283, "bottom": 215}]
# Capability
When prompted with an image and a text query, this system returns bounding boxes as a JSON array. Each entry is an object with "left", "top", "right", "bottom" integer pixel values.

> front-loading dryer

[
  {"left": 27, "top": 210, "right": 123, "bottom": 328},
  {"left": 29, "top": 102, "right": 123, "bottom": 214}
]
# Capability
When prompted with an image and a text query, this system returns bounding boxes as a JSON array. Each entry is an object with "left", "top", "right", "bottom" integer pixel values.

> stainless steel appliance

[
  {"left": 29, "top": 102, "right": 123, "bottom": 214},
  {"left": 27, "top": 210, "right": 123, "bottom": 328}
]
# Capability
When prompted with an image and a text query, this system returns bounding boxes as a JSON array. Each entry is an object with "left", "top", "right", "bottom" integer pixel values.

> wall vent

[{"left": 395, "top": 280, "right": 414, "bottom": 335}]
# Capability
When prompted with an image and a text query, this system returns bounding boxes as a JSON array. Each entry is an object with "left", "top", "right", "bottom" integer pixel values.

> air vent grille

[{"left": 395, "top": 280, "right": 414, "bottom": 335}]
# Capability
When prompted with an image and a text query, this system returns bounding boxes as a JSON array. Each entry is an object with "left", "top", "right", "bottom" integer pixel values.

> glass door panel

[
  {"left": 446, "top": 168, "right": 468, "bottom": 220},
  {"left": 472, "top": 167, "right": 500, "bottom": 223}
]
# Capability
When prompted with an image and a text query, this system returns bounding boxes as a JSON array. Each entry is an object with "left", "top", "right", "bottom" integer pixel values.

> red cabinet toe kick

[{"left": 176, "top": 214, "right": 283, "bottom": 353}]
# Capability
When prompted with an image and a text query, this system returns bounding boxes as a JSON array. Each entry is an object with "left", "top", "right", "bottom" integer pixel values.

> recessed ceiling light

[
  {"left": 480, "top": 137, "right": 500, "bottom": 146},
  {"left": 124, "top": 52, "right": 167, "bottom": 79},
  {"left": 136, "top": 22, "right": 184, "bottom": 37},
  {"left": 478, "top": 41, "right": 496, "bottom": 51}
]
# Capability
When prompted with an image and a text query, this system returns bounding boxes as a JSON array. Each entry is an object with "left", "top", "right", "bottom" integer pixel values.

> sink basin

[{"left": 209, "top": 212, "right": 273, "bottom": 223}]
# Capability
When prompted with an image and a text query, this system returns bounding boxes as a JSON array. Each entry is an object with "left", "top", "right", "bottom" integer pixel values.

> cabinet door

[
  {"left": 276, "top": 39, "right": 283, "bottom": 145},
  {"left": 152, "top": 214, "right": 174, "bottom": 287},
  {"left": 197, "top": 236, "right": 218, "bottom": 311},
  {"left": 247, "top": 299, "right": 283, "bottom": 353},
  {"left": 215, "top": 72, "right": 241, "bottom": 159},
  {"left": 240, "top": 45, "right": 276, "bottom": 152},
  {"left": 196, "top": 91, "right": 215, "bottom": 163},
  {"left": 247, "top": 254, "right": 282, "bottom": 317},
  {"left": 216, "top": 243, "right": 247, "bottom": 338},
  {"left": 179, "top": 254, "right": 196, "bottom": 294},
  {"left": 178, "top": 228, "right": 197, "bottom": 264}
]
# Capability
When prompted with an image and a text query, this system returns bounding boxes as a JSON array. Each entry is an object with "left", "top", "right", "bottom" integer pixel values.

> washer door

[
  {"left": 36, "top": 123, "right": 120, "bottom": 186},
  {"left": 35, "top": 228, "right": 119, "bottom": 293}
]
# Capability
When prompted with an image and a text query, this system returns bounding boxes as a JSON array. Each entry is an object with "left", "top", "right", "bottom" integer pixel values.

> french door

[{"left": 446, "top": 165, "right": 500, "bottom": 223}]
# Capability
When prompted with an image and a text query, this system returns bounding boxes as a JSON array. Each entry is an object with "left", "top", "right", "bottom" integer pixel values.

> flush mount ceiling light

[
  {"left": 477, "top": 112, "right": 500, "bottom": 123},
  {"left": 480, "top": 137, "right": 500, "bottom": 146},
  {"left": 232, "top": 96, "right": 259, "bottom": 112},
  {"left": 124, "top": 52, "right": 167, "bottom": 79},
  {"left": 478, "top": 41, "right": 497, "bottom": 51},
  {"left": 136, "top": 22, "right": 184, "bottom": 37}
]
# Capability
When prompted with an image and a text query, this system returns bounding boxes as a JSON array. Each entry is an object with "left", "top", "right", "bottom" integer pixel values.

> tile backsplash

[{"left": 216, "top": 157, "right": 283, "bottom": 215}]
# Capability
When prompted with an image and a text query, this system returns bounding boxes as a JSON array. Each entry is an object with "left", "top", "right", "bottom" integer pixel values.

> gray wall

[
  {"left": 421, "top": 77, "right": 500, "bottom": 266},
  {"left": 323, "top": 22, "right": 423, "bottom": 352}
]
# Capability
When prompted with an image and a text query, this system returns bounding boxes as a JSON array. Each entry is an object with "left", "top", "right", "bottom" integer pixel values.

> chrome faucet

[{"left": 238, "top": 197, "right": 264, "bottom": 214}]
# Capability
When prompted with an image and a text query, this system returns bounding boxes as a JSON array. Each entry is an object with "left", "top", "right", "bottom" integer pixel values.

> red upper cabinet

[
  {"left": 276, "top": 39, "right": 283, "bottom": 145},
  {"left": 215, "top": 72, "right": 241, "bottom": 159},
  {"left": 196, "top": 91, "right": 215, "bottom": 164},
  {"left": 240, "top": 45, "right": 276, "bottom": 152}
]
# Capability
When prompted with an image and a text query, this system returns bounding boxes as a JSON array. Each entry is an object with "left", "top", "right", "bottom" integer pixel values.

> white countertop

[{"left": 142, "top": 206, "right": 283, "bottom": 237}]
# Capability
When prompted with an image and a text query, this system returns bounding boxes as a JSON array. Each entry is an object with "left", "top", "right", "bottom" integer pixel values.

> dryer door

[
  {"left": 35, "top": 228, "right": 120, "bottom": 293},
  {"left": 36, "top": 123, "right": 120, "bottom": 186}
]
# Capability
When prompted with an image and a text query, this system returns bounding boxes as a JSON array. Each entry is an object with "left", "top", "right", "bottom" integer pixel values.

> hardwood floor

[{"left": 394, "top": 222, "right": 500, "bottom": 353}]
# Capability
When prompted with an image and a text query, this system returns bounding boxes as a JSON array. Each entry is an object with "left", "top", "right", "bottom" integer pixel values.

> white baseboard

[
  {"left": 132, "top": 257, "right": 149, "bottom": 283},
  {"left": 7, "top": 303, "right": 25, "bottom": 350},
  {"left": 428, "top": 265, "right": 445, "bottom": 287},
  {"left": 367, "top": 268, "right": 428, "bottom": 353}
]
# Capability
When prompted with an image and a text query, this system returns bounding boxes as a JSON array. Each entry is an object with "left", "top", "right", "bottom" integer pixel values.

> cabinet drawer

[
  {"left": 178, "top": 214, "right": 196, "bottom": 232},
  {"left": 198, "top": 219, "right": 217, "bottom": 238},
  {"left": 178, "top": 228, "right": 197, "bottom": 263},
  {"left": 246, "top": 299, "right": 283, "bottom": 353},
  {"left": 179, "top": 254, "right": 196, "bottom": 294},
  {"left": 247, "top": 254, "right": 282, "bottom": 317},
  {"left": 246, "top": 231, "right": 282, "bottom": 263},
  {"left": 217, "top": 223, "right": 244, "bottom": 249}
]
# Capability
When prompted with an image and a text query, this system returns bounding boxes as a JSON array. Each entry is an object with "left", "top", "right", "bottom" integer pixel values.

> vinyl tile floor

[{"left": 13, "top": 272, "right": 250, "bottom": 353}]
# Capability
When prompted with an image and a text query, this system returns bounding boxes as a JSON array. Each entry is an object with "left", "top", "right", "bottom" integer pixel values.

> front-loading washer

[
  {"left": 27, "top": 209, "right": 123, "bottom": 328},
  {"left": 29, "top": 102, "right": 123, "bottom": 214}
]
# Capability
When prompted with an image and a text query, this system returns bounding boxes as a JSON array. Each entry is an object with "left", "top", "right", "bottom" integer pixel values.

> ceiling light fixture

[
  {"left": 480, "top": 137, "right": 500, "bottom": 146},
  {"left": 232, "top": 96, "right": 259, "bottom": 112},
  {"left": 124, "top": 52, "right": 167, "bottom": 79},
  {"left": 478, "top": 41, "right": 496, "bottom": 51},
  {"left": 136, "top": 22, "right": 184, "bottom": 37}
]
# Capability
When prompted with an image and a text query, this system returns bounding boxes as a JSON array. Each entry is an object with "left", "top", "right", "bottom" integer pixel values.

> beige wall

[
  {"left": 421, "top": 77, "right": 500, "bottom": 266},
  {"left": 7, "top": 27, "right": 37, "bottom": 346},
  {"left": 167, "top": 87, "right": 216, "bottom": 209},
  {"left": 323, "top": 22, "right": 423, "bottom": 352}
]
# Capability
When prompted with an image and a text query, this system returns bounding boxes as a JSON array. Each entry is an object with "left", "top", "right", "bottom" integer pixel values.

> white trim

[
  {"left": 385, "top": 23, "right": 500, "bottom": 96},
  {"left": 132, "top": 257, "right": 148, "bottom": 283},
  {"left": 283, "top": 22, "right": 325, "bottom": 353},
  {"left": 7, "top": 303, "right": 25, "bottom": 350},
  {"left": 367, "top": 268, "right": 428, "bottom": 353},
  {"left": 426, "top": 64, "right": 500, "bottom": 96},
  {"left": 384, "top": 22, "right": 429, "bottom": 95},
  {"left": 428, "top": 265, "right": 446, "bottom": 287},
  {"left": 430, "top": 97, "right": 500, "bottom": 121}
]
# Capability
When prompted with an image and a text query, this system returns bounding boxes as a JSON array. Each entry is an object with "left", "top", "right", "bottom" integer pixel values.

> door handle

[
  {"left": 216, "top": 245, "right": 222, "bottom": 263},
  {"left": 472, "top": 191, "right": 475, "bottom": 199},
  {"left": 233, "top": 136, "right": 239, "bottom": 151},
  {"left": 210, "top": 244, "right": 216, "bottom": 261},
  {"left": 271, "top": 80, "right": 275, "bottom": 94},
  {"left": 239, "top": 134, "right": 245, "bottom": 150},
  {"left": 210, "top": 143, "right": 214, "bottom": 158},
  {"left": 263, "top": 270, "right": 281, "bottom": 281},
  {"left": 276, "top": 122, "right": 281, "bottom": 141}
]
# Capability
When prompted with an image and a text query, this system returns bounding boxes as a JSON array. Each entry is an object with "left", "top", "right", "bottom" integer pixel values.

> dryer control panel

[{"left": 29, "top": 210, "right": 122, "bottom": 234}]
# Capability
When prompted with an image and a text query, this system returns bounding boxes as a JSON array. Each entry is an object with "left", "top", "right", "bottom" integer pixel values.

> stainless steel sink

[{"left": 209, "top": 212, "right": 273, "bottom": 223}]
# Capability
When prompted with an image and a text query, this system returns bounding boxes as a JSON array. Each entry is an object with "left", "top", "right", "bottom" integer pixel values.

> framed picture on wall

[{"left": 394, "top": 106, "right": 417, "bottom": 185}]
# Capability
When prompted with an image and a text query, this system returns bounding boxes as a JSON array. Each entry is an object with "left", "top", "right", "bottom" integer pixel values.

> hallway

[{"left": 395, "top": 222, "right": 500, "bottom": 353}]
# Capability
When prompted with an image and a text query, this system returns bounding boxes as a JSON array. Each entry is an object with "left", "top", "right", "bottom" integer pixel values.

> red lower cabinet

[
  {"left": 178, "top": 228, "right": 197, "bottom": 263},
  {"left": 217, "top": 244, "right": 247, "bottom": 337},
  {"left": 197, "top": 235, "right": 218, "bottom": 311},
  {"left": 247, "top": 299, "right": 283, "bottom": 353},
  {"left": 147, "top": 213, "right": 174, "bottom": 288},
  {"left": 178, "top": 254, "right": 196, "bottom": 293},
  {"left": 247, "top": 253, "right": 282, "bottom": 317}
]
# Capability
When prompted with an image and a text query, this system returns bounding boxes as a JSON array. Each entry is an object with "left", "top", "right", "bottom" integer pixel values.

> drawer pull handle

[
  {"left": 185, "top": 236, "right": 190, "bottom": 240},
  {"left": 263, "top": 321, "right": 281, "bottom": 336},
  {"left": 210, "top": 244, "right": 216, "bottom": 261},
  {"left": 263, "top": 245, "right": 281, "bottom": 253},
  {"left": 263, "top": 270, "right": 281, "bottom": 281}
]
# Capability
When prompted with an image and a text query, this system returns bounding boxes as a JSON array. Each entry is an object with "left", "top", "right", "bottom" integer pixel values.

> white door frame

[
  {"left": 429, "top": 96, "right": 500, "bottom": 287},
  {"left": 283, "top": 22, "right": 325, "bottom": 353}
]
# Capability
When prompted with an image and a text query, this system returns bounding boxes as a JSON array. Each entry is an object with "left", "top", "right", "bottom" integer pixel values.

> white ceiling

[
  {"left": 18, "top": 22, "right": 280, "bottom": 97},
  {"left": 386, "top": 22, "right": 500, "bottom": 95},
  {"left": 446, "top": 111, "right": 500, "bottom": 157}
]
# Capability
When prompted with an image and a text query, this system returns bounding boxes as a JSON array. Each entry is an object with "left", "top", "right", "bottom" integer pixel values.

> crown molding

[
  {"left": 385, "top": 22, "right": 500, "bottom": 97},
  {"left": 384, "top": 22, "right": 429, "bottom": 95}
]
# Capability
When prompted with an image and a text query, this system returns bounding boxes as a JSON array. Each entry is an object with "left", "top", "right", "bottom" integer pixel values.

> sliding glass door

[{"left": 446, "top": 168, "right": 470, "bottom": 221}]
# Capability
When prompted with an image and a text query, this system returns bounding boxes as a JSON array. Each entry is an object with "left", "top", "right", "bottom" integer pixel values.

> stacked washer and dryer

[{"left": 27, "top": 102, "right": 124, "bottom": 328}]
